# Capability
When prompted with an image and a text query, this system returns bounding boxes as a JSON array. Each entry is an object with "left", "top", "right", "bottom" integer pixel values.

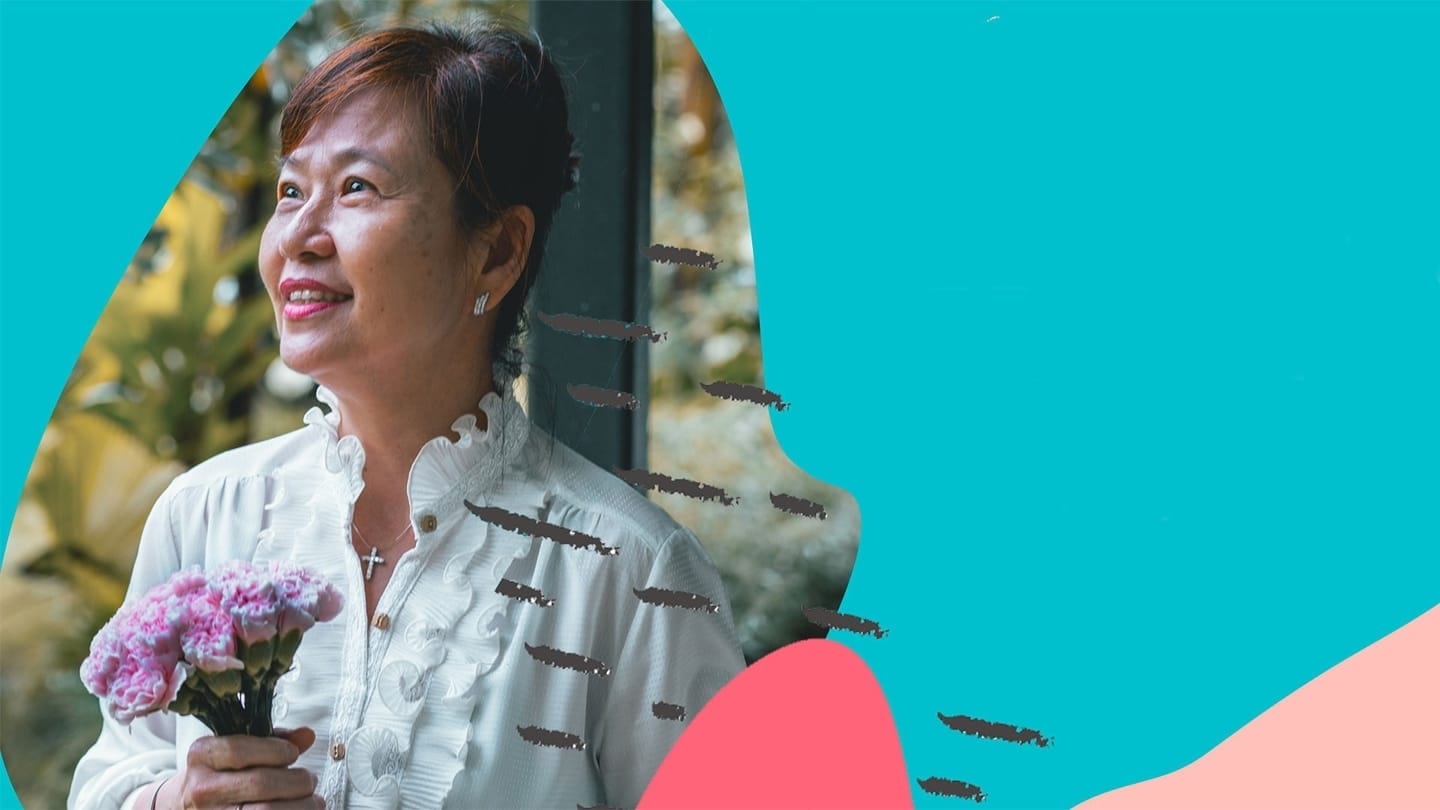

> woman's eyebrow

[{"left": 276, "top": 147, "right": 400, "bottom": 178}]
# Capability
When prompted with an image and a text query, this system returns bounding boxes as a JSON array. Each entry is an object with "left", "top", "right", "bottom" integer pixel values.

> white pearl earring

[{"left": 473, "top": 292, "right": 489, "bottom": 316}]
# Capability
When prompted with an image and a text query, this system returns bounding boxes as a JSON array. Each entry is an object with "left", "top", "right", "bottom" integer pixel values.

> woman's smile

[{"left": 278, "top": 277, "right": 353, "bottom": 320}]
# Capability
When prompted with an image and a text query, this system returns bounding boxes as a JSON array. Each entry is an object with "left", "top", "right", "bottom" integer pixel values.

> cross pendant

[{"left": 360, "top": 547, "right": 385, "bottom": 581}]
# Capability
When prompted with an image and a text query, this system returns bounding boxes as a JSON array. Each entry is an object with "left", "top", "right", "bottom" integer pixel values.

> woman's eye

[
  {"left": 344, "top": 178, "right": 373, "bottom": 194},
  {"left": 278, "top": 183, "right": 301, "bottom": 200}
]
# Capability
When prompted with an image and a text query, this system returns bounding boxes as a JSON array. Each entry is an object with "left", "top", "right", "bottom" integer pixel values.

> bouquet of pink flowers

[{"left": 80, "top": 560, "right": 343, "bottom": 737}]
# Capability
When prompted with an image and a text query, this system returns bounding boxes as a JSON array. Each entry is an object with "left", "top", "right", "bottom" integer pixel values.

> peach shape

[
  {"left": 1078, "top": 605, "right": 1440, "bottom": 809},
  {"left": 639, "top": 639, "right": 912, "bottom": 809}
]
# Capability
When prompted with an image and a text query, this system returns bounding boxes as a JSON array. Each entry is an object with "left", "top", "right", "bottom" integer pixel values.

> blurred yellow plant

[
  {"left": 5, "top": 412, "right": 185, "bottom": 617},
  {"left": 65, "top": 179, "right": 276, "bottom": 465}
]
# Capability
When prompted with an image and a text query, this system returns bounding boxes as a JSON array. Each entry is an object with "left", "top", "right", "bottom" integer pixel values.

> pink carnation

[
  {"left": 213, "top": 560, "right": 282, "bottom": 644},
  {"left": 181, "top": 589, "right": 243, "bottom": 673},
  {"left": 155, "top": 567, "right": 208, "bottom": 602},
  {"left": 130, "top": 589, "right": 187, "bottom": 661},
  {"left": 105, "top": 654, "right": 190, "bottom": 724},
  {"left": 269, "top": 560, "right": 345, "bottom": 633},
  {"left": 79, "top": 621, "right": 125, "bottom": 699},
  {"left": 82, "top": 584, "right": 188, "bottom": 721}
]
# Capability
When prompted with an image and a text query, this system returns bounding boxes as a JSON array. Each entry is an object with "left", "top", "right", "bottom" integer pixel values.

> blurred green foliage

[
  {"left": 648, "top": 7, "right": 857, "bottom": 663},
  {"left": 650, "top": 8, "right": 761, "bottom": 399},
  {"left": 0, "top": 3, "right": 857, "bottom": 807}
]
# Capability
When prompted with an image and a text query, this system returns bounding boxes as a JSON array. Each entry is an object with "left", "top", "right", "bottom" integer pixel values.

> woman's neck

[{"left": 322, "top": 365, "right": 496, "bottom": 511}]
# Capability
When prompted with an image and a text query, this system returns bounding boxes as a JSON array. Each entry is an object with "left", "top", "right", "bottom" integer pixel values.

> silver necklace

[{"left": 351, "top": 521, "right": 415, "bottom": 581}]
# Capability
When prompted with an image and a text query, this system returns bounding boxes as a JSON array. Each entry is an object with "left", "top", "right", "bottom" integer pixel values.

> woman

[{"left": 69, "top": 21, "right": 745, "bottom": 810}]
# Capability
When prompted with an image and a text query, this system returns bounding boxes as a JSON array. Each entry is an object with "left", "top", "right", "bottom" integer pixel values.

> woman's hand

[{"left": 159, "top": 727, "right": 324, "bottom": 810}]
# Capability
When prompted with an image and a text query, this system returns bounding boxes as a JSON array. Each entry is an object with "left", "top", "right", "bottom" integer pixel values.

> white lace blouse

[{"left": 68, "top": 388, "right": 746, "bottom": 810}]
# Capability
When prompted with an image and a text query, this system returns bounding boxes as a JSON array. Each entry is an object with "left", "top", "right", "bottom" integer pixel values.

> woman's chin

[{"left": 277, "top": 344, "right": 336, "bottom": 386}]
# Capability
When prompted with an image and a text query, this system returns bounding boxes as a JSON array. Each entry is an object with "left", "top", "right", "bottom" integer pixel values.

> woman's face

[{"left": 259, "top": 89, "right": 485, "bottom": 391}]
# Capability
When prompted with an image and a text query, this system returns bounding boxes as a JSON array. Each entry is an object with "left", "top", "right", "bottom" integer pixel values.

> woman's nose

[{"left": 277, "top": 200, "right": 336, "bottom": 261}]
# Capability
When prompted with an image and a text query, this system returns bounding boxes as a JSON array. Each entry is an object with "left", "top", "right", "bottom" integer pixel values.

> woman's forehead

[{"left": 286, "top": 88, "right": 429, "bottom": 163}]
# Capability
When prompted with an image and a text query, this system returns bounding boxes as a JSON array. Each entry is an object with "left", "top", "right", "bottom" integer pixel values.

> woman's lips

[
  {"left": 282, "top": 299, "right": 348, "bottom": 320},
  {"left": 278, "top": 278, "right": 352, "bottom": 320}
]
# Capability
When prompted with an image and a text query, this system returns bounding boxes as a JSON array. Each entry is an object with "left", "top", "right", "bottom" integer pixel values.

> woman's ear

[{"left": 472, "top": 205, "right": 537, "bottom": 304}]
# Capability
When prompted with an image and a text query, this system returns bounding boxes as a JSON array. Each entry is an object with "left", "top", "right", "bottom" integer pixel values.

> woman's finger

[
  {"left": 227, "top": 797, "right": 326, "bottom": 810},
  {"left": 185, "top": 766, "right": 317, "bottom": 807},
  {"left": 187, "top": 735, "right": 301, "bottom": 771},
  {"left": 274, "top": 727, "right": 317, "bottom": 755}
]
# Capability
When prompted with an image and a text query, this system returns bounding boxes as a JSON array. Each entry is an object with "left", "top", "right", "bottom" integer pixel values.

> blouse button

[
  {"left": 330, "top": 741, "right": 346, "bottom": 761},
  {"left": 372, "top": 612, "right": 391, "bottom": 631},
  {"left": 419, "top": 514, "right": 439, "bottom": 533}
]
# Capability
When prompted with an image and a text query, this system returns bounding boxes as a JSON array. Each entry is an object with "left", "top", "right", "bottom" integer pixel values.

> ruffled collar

[{"left": 301, "top": 385, "right": 532, "bottom": 517}]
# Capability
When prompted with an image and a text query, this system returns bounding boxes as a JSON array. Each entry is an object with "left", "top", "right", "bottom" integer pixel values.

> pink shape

[
  {"left": 639, "top": 639, "right": 912, "bottom": 809},
  {"left": 1079, "top": 604, "right": 1440, "bottom": 809}
]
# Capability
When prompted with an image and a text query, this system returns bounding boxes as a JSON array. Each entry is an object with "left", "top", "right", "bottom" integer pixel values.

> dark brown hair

[{"left": 279, "top": 20, "right": 578, "bottom": 384}]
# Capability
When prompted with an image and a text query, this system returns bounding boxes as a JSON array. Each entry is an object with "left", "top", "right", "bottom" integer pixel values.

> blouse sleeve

[
  {"left": 67, "top": 483, "right": 187, "bottom": 810},
  {"left": 591, "top": 528, "right": 746, "bottom": 809}
]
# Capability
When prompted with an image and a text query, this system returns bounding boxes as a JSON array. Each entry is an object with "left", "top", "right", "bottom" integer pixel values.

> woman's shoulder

[
  {"left": 164, "top": 426, "right": 320, "bottom": 499},
  {"left": 518, "top": 430, "right": 697, "bottom": 561},
  {"left": 133, "top": 427, "right": 327, "bottom": 570}
]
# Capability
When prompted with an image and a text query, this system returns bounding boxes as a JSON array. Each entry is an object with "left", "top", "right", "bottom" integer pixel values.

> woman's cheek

[{"left": 257, "top": 223, "right": 283, "bottom": 294}]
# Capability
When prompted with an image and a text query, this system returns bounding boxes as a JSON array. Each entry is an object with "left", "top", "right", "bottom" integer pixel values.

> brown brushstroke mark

[
  {"left": 937, "top": 712, "right": 1053, "bottom": 748},
  {"left": 537, "top": 311, "right": 667, "bottom": 343},
  {"left": 517, "top": 725, "right": 587, "bottom": 751},
  {"left": 525, "top": 643, "right": 613, "bottom": 677},
  {"left": 633, "top": 587, "right": 721, "bottom": 614},
  {"left": 643, "top": 243, "right": 721, "bottom": 269},
  {"left": 917, "top": 777, "right": 987, "bottom": 803},
  {"left": 700, "top": 380, "right": 790, "bottom": 411},
  {"left": 769, "top": 491, "right": 827, "bottom": 520},
  {"left": 568, "top": 383, "right": 639, "bottom": 411},
  {"left": 466, "top": 502, "right": 620, "bottom": 556},
  {"left": 612, "top": 467, "right": 740, "bottom": 506},
  {"left": 651, "top": 701, "right": 687, "bottom": 721},
  {"left": 496, "top": 578, "right": 555, "bottom": 608},
  {"left": 802, "top": 606, "right": 888, "bottom": 639}
]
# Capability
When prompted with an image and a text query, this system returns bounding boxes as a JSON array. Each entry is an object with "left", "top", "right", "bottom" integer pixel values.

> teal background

[
  {"left": 670, "top": 1, "right": 1440, "bottom": 806},
  {"left": 4, "top": 1, "right": 1439, "bottom": 808}
]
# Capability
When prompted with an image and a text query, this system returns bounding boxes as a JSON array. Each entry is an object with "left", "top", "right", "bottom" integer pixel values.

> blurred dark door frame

[{"left": 528, "top": 0, "right": 653, "bottom": 472}]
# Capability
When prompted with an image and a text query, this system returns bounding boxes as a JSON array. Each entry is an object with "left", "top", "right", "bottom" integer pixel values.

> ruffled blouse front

[{"left": 69, "top": 388, "right": 746, "bottom": 810}]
